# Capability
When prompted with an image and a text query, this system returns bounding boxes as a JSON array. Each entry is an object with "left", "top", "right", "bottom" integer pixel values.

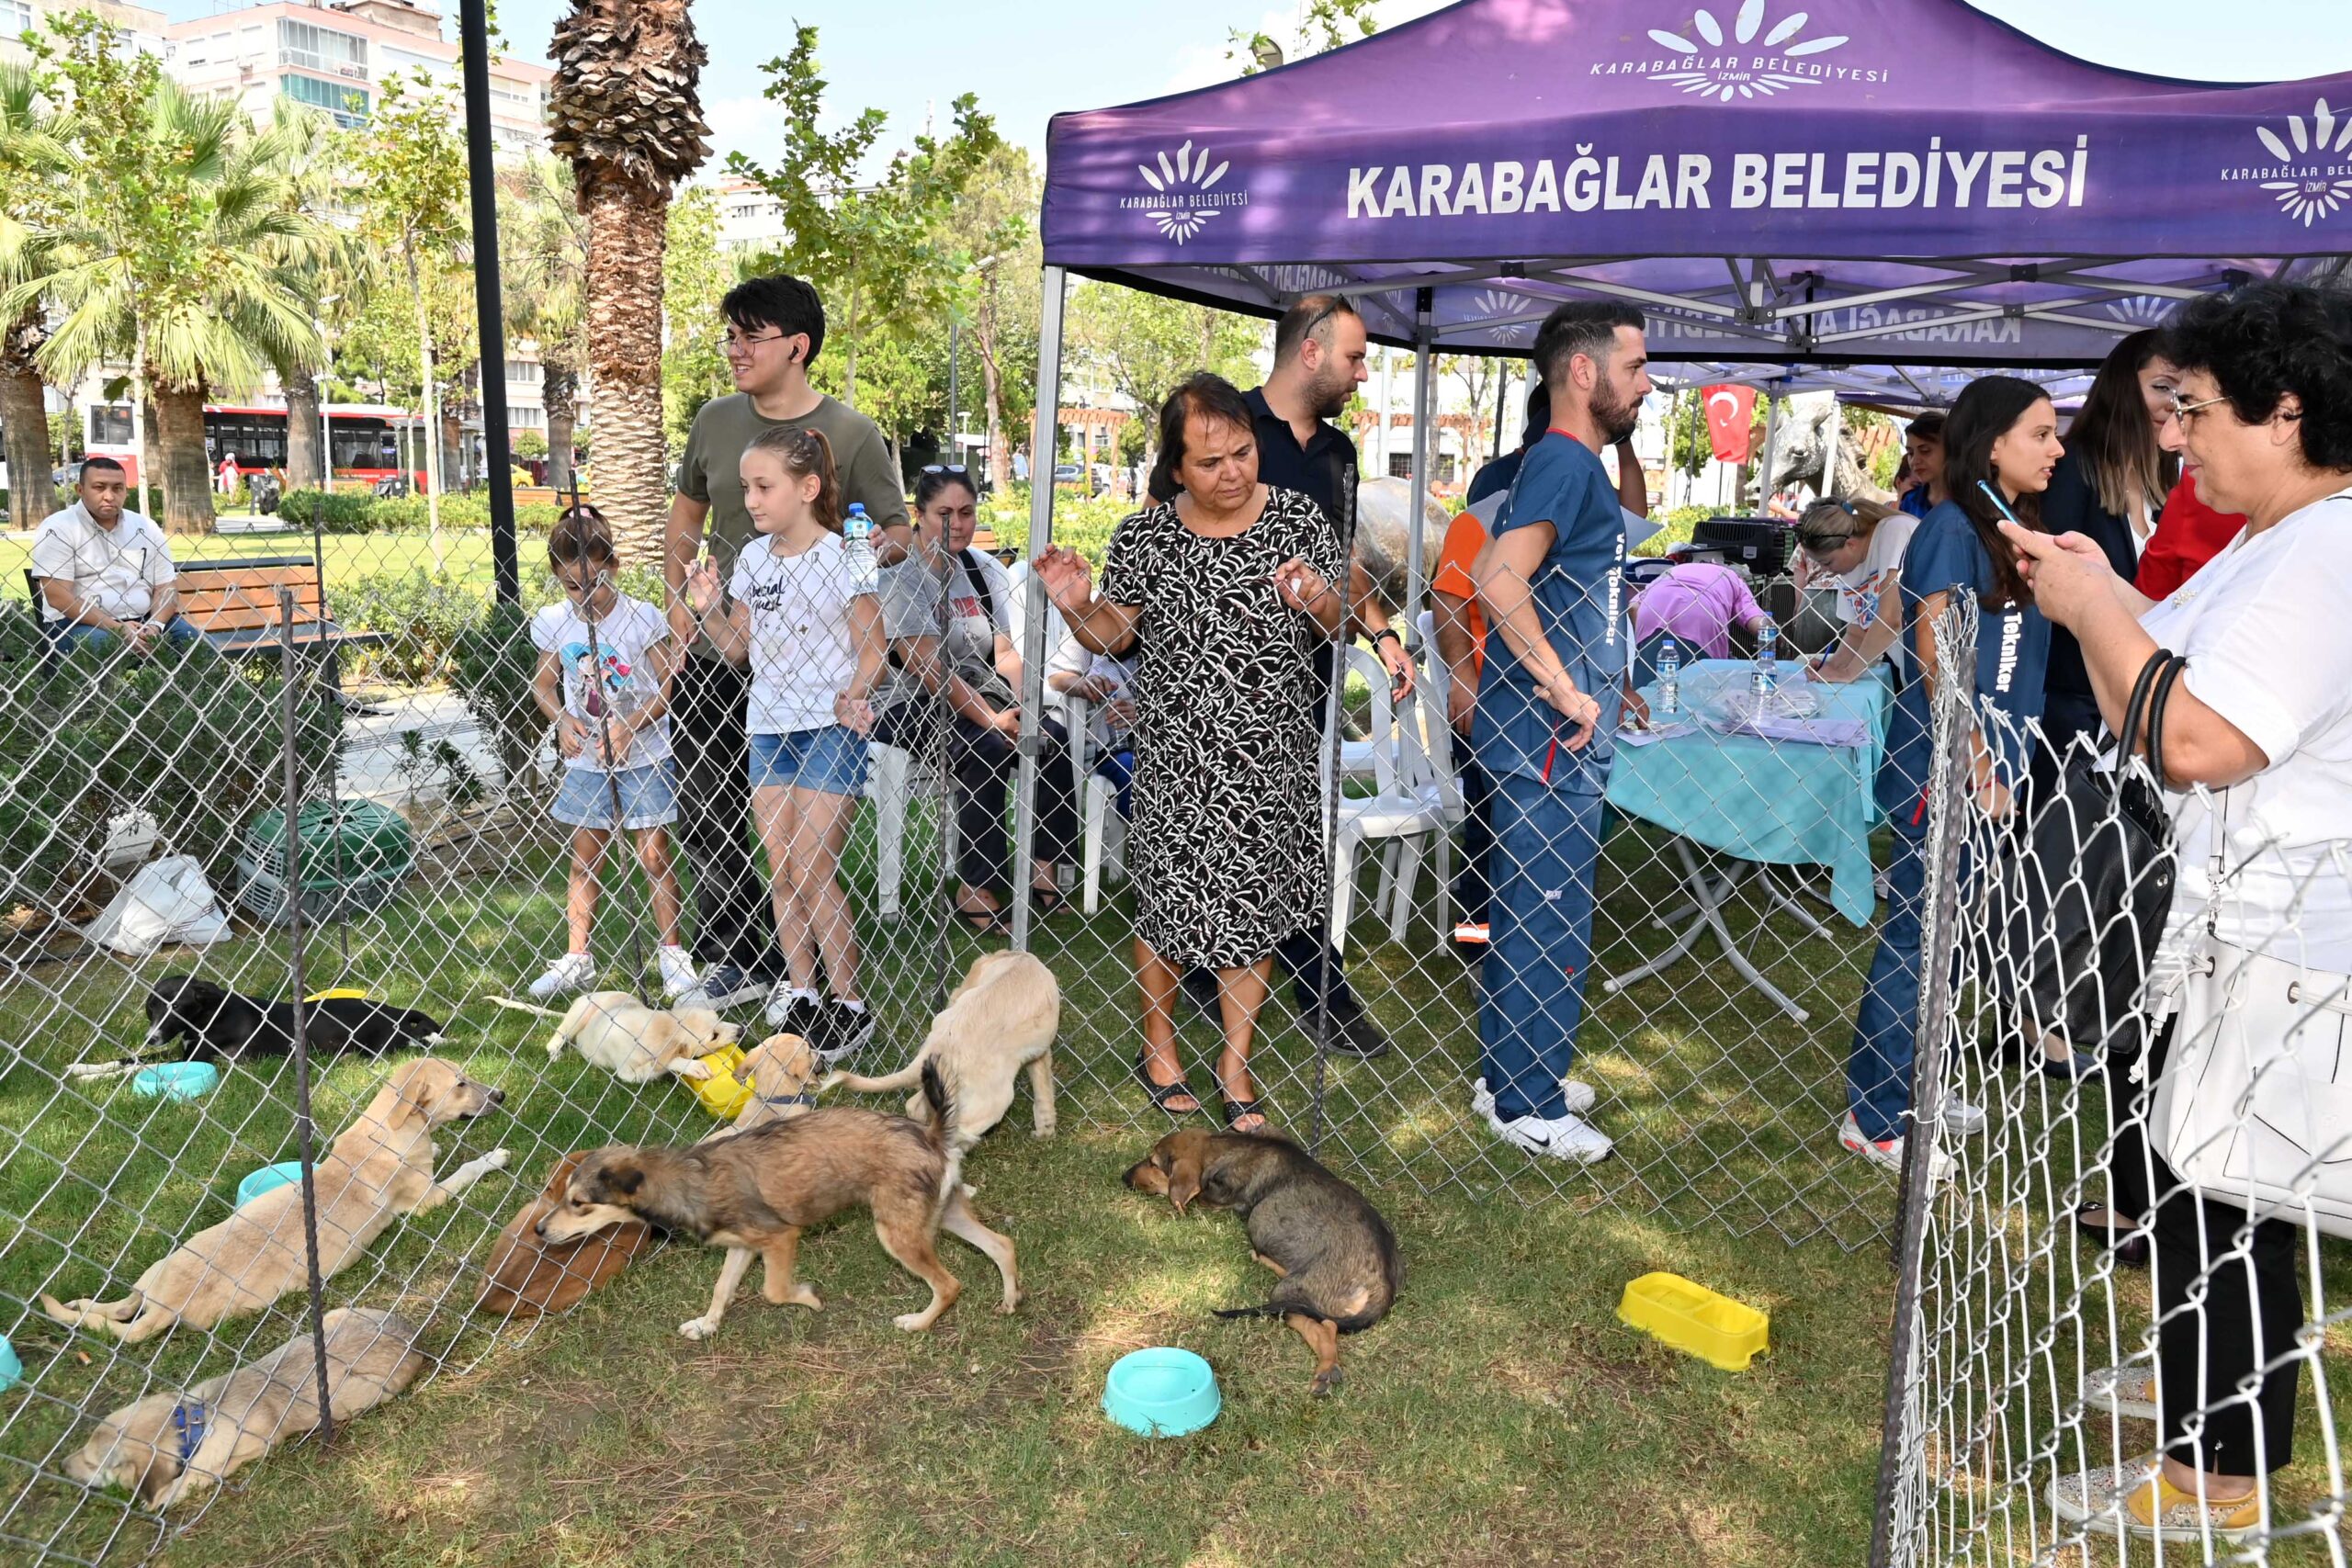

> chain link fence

[{"left": 1876, "top": 603, "right": 2352, "bottom": 1566}]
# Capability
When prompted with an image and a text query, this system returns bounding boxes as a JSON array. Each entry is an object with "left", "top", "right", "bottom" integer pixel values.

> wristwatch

[{"left": 1373, "top": 627, "right": 1403, "bottom": 648}]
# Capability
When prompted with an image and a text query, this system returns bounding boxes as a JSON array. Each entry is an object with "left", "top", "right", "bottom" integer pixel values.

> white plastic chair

[
  {"left": 1329, "top": 644, "right": 1460, "bottom": 952},
  {"left": 1062, "top": 692, "right": 1129, "bottom": 915},
  {"left": 865, "top": 739, "right": 948, "bottom": 919}
]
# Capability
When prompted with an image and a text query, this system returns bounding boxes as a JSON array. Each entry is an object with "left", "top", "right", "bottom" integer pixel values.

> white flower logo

[
  {"left": 2104, "top": 295, "right": 2175, "bottom": 326},
  {"left": 1647, "top": 1, "right": 1849, "bottom": 101},
  {"left": 2253, "top": 97, "right": 2352, "bottom": 225},
  {"left": 1136, "top": 141, "right": 1232, "bottom": 244},
  {"left": 1471, "top": 289, "right": 1537, "bottom": 344}
]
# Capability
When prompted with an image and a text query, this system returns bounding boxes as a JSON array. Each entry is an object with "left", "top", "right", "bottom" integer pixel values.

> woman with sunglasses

[
  {"left": 2023, "top": 281, "right": 2352, "bottom": 1549},
  {"left": 1792, "top": 497, "right": 1917, "bottom": 683},
  {"left": 1842, "top": 375, "right": 2060, "bottom": 1175},
  {"left": 870, "top": 465, "right": 1080, "bottom": 931}
]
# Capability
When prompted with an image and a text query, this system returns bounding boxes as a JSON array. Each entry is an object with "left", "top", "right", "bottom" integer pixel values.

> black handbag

[{"left": 1996, "top": 649, "right": 2186, "bottom": 1055}]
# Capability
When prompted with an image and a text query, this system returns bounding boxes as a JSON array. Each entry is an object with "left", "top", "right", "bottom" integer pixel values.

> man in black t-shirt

[{"left": 1148, "top": 294, "right": 1407, "bottom": 1058}]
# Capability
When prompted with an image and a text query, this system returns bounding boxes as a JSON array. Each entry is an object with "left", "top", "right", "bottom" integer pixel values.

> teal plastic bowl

[
  {"left": 1102, "top": 1347, "right": 1220, "bottom": 1438},
  {"left": 131, "top": 1062, "right": 219, "bottom": 1102},
  {"left": 237, "top": 1161, "right": 305, "bottom": 1207},
  {"left": 0, "top": 1335, "right": 19, "bottom": 1394}
]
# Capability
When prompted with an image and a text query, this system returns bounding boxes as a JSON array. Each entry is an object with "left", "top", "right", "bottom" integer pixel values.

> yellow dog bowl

[
  {"left": 302, "top": 987, "right": 371, "bottom": 1003},
  {"left": 1617, "top": 1272, "right": 1770, "bottom": 1371},
  {"left": 688, "top": 1044, "right": 752, "bottom": 1121}
]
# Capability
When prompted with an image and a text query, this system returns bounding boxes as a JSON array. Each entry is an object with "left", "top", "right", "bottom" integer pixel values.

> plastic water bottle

[
  {"left": 1752, "top": 614, "right": 1780, "bottom": 699},
  {"left": 842, "top": 502, "right": 880, "bottom": 596},
  {"left": 1657, "top": 637, "right": 1681, "bottom": 718}
]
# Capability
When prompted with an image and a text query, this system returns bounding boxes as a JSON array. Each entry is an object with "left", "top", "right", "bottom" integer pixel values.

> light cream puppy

[
  {"left": 42, "top": 1059, "right": 508, "bottom": 1343},
  {"left": 539, "top": 991, "right": 739, "bottom": 1083},
  {"left": 821, "top": 951, "right": 1059, "bottom": 1152}
]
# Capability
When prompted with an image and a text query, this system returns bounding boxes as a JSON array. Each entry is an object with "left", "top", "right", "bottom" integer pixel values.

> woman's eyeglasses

[{"left": 2165, "top": 391, "right": 2228, "bottom": 428}]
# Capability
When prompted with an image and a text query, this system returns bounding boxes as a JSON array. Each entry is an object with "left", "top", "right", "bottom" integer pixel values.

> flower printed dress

[{"left": 1098, "top": 485, "right": 1343, "bottom": 970}]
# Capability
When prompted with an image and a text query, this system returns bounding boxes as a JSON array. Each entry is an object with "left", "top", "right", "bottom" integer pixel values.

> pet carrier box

[{"left": 234, "top": 802, "right": 415, "bottom": 925}]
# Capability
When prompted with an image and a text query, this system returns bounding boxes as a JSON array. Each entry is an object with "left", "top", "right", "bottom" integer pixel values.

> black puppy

[
  {"left": 1125, "top": 1128, "right": 1402, "bottom": 1394},
  {"left": 70, "top": 976, "right": 445, "bottom": 1080}
]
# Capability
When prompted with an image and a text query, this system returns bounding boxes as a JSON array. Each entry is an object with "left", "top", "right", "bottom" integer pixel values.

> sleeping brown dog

[
  {"left": 1125, "top": 1128, "right": 1401, "bottom": 1394},
  {"left": 476, "top": 1150, "right": 660, "bottom": 1317}
]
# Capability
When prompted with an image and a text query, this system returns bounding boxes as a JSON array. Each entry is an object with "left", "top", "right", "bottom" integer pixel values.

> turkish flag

[{"left": 1702, "top": 385, "right": 1757, "bottom": 464}]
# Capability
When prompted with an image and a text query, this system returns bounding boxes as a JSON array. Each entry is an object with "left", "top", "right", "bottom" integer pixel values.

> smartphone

[{"left": 1976, "top": 479, "right": 2023, "bottom": 527}]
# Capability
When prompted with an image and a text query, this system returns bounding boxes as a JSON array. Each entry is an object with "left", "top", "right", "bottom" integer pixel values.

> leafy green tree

[
  {"left": 0, "top": 62, "right": 71, "bottom": 516},
  {"left": 729, "top": 25, "right": 1001, "bottom": 407},
  {"left": 1230, "top": 0, "right": 1381, "bottom": 73},
  {"left": 9, "top": 17, "right": 323, "bottom": 533},
  {"left": 660, "top": 182, "right": 730, "bottom": 456},
  {"left": 503, "top": 155, "right": 590, "bottom": 492},
  {"left": 1065, "top": 284, "right": 1263, "bottom": 459},
  {"left": 943, "top": 143, "right": 1040, "bottom": 489}
]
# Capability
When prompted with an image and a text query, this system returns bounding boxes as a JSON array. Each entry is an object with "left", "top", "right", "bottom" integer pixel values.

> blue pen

[{"left": 1976, "top": 479, "right": 2024, "bottom": 527}]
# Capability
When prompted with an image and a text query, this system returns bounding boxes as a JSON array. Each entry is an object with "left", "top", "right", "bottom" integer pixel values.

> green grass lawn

[{"left": 5, "top": 798, "right": 2348, "bottom": 1565}]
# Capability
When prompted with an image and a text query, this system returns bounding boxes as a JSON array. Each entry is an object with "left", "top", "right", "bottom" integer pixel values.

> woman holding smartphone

[{"left": 1841, "top": 376, "right": 2061, "bottom": 1177}]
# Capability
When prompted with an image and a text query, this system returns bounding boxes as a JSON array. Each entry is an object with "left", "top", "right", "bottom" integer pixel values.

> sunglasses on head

[{"left": 921, "top": 464, "right": 970, "bottom": 476}]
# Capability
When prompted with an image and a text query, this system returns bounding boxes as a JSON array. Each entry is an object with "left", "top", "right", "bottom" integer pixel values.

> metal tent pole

[
  {"left": 458, "top": 0, "right": 519, "bottom": 606},
  {"left": 1754, "top": 393, "right": 1782, "bottom": 514},
  {"left": 1823, "top": 398, "right": 1843, "bottom": 500},
  {"left": 1009, "top": 267, "right": 1068, "bottom": 956},
  {"left": 1401, "top": 289, "right": 1434, "bottom": 626}
]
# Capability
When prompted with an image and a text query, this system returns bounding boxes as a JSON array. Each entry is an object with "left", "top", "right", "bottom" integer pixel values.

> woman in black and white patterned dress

[{"left": 1036, "top": 374, "right": 1345, "bottom": 1130}]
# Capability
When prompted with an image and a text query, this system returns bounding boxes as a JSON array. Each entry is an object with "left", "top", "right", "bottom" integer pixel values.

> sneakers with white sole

[
  {"left": 1838, "top": 1112, "right": 1954, "bottom": 1184},
  {"left": 526, "top": 952, "right": 595, "bottom": 1000},
  {"left": 2049, "top": 1453, "right": 2262, "bottom": 1543},
  {"left": 1493, "top": 1111, "right": 1614, "bottom": 1164},
  {"left": 2082, "top": 1362, "right": 2160, "bottom": 1422},
  {"left": 1472, "top": 1076, "right": 1598, "bottom": 1127},
  {"left": 657, "top": 945, "right": 700, "bottom": 1000}
]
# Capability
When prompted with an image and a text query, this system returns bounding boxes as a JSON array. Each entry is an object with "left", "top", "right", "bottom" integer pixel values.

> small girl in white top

[
  {"left": 526, "top": 507, "right": 695, "bottom": 1000},
  {"left": 680, "top": 425, "right": 886, "bottom": 1063}
]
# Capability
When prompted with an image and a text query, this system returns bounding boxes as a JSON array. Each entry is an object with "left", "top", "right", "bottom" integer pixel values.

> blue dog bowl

[
  {"left": 237, "top": 1161, "right": 305, "bottom": 1207},
  {"left": 1102, "top": 1347, "right": 1220, "bottom": 1438},
  {"left": 131, "top": 1062, "right": 219, "bottom": 1102},
  {"left": 0, "top": 1335, "right": 19, "bottom": 1394}
]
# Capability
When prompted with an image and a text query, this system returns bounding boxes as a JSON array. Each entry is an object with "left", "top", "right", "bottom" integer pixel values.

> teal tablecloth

[{"left": 1605, "top": 660, "right": 1893, "bottom": 925}]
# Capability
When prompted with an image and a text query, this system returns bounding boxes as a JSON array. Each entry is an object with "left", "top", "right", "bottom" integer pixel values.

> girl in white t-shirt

[
  {"left": 1793, "top": 497, "right": 1918, "bottom": 682},
  {"left": 526, "top": 508, "right": 695, "bottom": 1000},
  {"left": 681, "top": 426, "right": 885, "bottom": 1062}
]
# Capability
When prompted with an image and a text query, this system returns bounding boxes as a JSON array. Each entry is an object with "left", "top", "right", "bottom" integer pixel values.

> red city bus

[{"left": 85, "top": 403, "right": 431, "bottom": 491}]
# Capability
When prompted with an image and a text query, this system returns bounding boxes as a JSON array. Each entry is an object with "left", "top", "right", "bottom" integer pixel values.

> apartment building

[
  {"left": 164, "top": 0, "right": 551, "bottom": 153},
  {"left": 0, "top": 0, "right": 165, "bottom": 67}
]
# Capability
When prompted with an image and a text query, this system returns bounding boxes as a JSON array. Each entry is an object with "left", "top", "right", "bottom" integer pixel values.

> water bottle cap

[{"left": 847, "top": 502, "right": 867, "bottom": 514}]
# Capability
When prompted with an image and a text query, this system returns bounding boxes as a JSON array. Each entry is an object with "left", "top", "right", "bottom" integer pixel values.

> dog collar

[
  {"left": 760, "top": 1093, "right": 813, "bottom": 1107},
  {"left": 171, "top": 1401, "right": 209, "bottom": 1464}
]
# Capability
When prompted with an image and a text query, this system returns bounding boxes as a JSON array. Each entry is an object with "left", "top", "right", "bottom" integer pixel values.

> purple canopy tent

[{"left": 1004, "top": 0, "right": 2352, "bottom": 940}]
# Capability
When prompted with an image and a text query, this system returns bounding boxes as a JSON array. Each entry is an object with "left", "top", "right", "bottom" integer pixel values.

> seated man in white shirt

[{"left": 31, "top": 458, "right": 198, "bottom": 656}]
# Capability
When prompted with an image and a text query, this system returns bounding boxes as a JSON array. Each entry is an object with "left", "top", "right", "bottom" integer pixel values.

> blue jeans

[
  {"left": 1846, "top": 811, "right": 1929, "bottom": 1142},
  {"left": 1480, "top": 776, "right": 1605, "bottom": 1122},
  {"left": 46, "top": 616, "right": 199, "bottom": 656}
]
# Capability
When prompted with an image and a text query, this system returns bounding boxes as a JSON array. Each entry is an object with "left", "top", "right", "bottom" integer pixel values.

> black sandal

[
  {"left": 1213, "top": 1071, "right": 1268, "bottom": 1131},
  {"left": 1135, "top": 1053, "right": 1200, "bottom": 1117},
  {"left": 1029, "top": 885, "right": 1064, "bottom": 916},
  {"left": 2075, "top": 1202, "right": 2150, "bottom": 1267},
  {"left": 955, "top": 902, "right": 1010, "bottom": 934}
]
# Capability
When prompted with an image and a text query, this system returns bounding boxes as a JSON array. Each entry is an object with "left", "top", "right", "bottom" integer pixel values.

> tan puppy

[
  {"left": 707, "top": 1033, "right": 822, "bottom": 1140},
  {"left": 42, "top": 1059, "right": 508, "bottom": 1343},
  {"left": 821, "top": 951, "right": 1058, "bottom": 1150},
  {"left": 537, "top": 1060, "right": 1019, "bottom": 1342},
  {"left": 537, "top": 992, "right": 739, "bottom": 1083},
  {"left": 64, "top": 1307, "right": 424, "bottom": 1508}
]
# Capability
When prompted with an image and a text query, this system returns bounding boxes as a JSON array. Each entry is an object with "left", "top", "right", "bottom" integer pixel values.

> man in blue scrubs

[{"left": 1470, "top": 302, "right": 1651, "bottom": 1164}]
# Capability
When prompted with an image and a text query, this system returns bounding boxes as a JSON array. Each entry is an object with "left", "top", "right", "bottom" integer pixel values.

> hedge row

[{"left": 278, "top": 489, "right": 569, "bottom": 534}]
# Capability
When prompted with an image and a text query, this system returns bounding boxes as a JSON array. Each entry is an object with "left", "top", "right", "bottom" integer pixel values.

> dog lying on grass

[
  {"left": 821, "top": 952, "right": 1057, "bottom": 1152},
  {"left": 67, "top": 976, "right": 446, "bottom": 1082},
  {"left": 537, "top": 1059, "right": 1020, "bottom": 1342},
  {"left": 1125, "top": 1128, "right": 1401, "bottom": 1394},
  {"left": 476, "top": 1149, "right": 660, "bottom": 1318},
  {"left": 63, "top": 1307, "right": 424, "bottom": 1509},
  {"left": 495, "top": 992, "right": 738, "bottom": 1084},
  {"left": 43, "top": 1059, "right": 509, "bottom": 1343}
]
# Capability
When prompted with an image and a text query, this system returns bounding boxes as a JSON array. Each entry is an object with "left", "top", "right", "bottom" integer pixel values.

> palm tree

[
  {"left": 547, "top": 0, "right": 711, "bottom": 563},
  {"left": 0, "top": 62, "right": 69, "bottom": 523},
  {"left": 4, "top": 80, "right": 324, "bottom": 533},
  {"left": 265, "top": 97, "right": 369, "bottom": 493},
  {"left": 503, "top": 156, "right": 590, "bottom": 495}
]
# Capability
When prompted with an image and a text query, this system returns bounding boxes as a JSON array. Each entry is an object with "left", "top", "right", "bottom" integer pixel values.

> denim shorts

[
  {"left": 748, "top": 725, "right": 868, "bottom": 798},
  {"left": 551, "top": 759, "right": 678, "bottom": 829}
]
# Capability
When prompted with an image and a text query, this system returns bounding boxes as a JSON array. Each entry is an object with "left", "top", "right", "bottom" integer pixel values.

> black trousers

[
  {"left": 870, "top": 705, "right": 1080, "bottom": 898},
  {"left": 1452, "top": 750, "right": 1495, "bottom": 931},
  {"left": 2143, "top": 1020, "right": 2304, "bottom": 1475},
  {"left": 669, "top": 655, "right": 776, "bottom": 973}
]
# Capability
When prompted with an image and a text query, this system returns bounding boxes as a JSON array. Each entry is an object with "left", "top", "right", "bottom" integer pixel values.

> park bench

[{"left": 25, "top": 556, "right": 379, "bottom": 694}]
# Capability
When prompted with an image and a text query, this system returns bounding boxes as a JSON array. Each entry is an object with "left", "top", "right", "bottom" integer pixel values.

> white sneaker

[
  {"left": 1493, "top": 1111, "right": 1614, "bottom": 1164},
  {"left": 1838, "top": 1112, "right": 1953, "bottom": 1184},
  {"left": 526, "top": 952, "right": 595, "bottom": 1001},
  {"left": 1940, "top": 1095, "right": 1987, "bottom": 1135},
  {"left": 2082, "top": 1362, "right": 2161, "bottom": 1421},
  {"left": 657, "top": 945, "right": 699, "bottom": 1000},
  {"left": 1472, "top": 1076, "right": 1597, "bottom": 1127}
]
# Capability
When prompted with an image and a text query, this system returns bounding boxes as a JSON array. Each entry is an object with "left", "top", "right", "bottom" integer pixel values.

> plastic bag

[{"left": 83, "top": 856, "right": 232, "bottom": 955}]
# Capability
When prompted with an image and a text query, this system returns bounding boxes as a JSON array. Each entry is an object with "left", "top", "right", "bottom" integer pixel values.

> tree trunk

[
  {"left": 2, "top": 332, "right": 52, "bottom": 527},
  {"left": 284, "top": 371, "right": 322, "bottom": 490},
  {"left": 544, "top": 362, "right": 578, "bottom": 494},
  {"left": 153, "top": 382, "right": 217, "bottom": 536},
  {"left": 840, "top": 278, "right": 860, "bottom": 410},
  {"left": 403, "top": 245, "right": 446, "bottom": 571},
  {"left": 975, "top": 298, "right": 1007, "bottom": 494},
  {"left": 582, "top": 179, "right": 670, "bottom": 568}
]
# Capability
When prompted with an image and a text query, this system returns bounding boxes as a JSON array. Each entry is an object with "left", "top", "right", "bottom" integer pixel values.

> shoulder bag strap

[{"left": 960, "top": 548, "right": 1001, "bottom": 631}]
